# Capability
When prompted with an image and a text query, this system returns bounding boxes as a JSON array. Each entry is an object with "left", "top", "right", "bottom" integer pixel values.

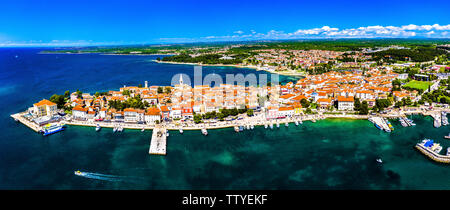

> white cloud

[{"left": 233, "top": 30, "right": 244, "bottom": 34}]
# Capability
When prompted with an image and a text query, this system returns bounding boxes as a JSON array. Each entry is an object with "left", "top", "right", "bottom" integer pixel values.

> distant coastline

[
  {"left": 39, "top": 51, "right": 176, "bottom": 56},
  {"left": 154, "top": 60, "right": 306, "bottom": 77}
]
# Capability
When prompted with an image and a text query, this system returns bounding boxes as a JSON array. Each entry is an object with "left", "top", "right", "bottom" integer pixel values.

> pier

[
  {"left": 368, "top": 117, "right": 391, "bottom": 132},
  {"left": 149, "top": 127, "right": 167, "bottom": 155},
  {"left": 416, "top": 141, "right": 450, "bottom": 164},
  {"left": 10, "top": 113, "right": 41, "bottom": 132},
  {"left": 431, "top": 112, "right": 442, "bottom": 128}
]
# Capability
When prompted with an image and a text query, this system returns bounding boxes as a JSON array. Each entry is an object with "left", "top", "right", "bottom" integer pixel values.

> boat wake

[{"left": 74, "top": 171, "right": 143, "bottom": 183}]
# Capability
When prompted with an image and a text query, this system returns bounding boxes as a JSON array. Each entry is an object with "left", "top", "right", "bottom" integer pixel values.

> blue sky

[{"left": 0, "top": 0, "right": 449, "bottom": 46}]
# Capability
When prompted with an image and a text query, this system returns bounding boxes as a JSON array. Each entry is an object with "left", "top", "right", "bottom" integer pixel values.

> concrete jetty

[
  {"left": 10, "top": 113, "right": 41, "bottom": 132},
  {"left": 432, "top": 112, "right": 442, "bottom": 128},
  {"left": 368, "top": 116, "right": 391, "bottom": 132},
  {"left": 416, "top": 141, "right": 450, "bottom": 164},
  {"left": 149, "top": 127, "right": 167, "bottom": 155}
]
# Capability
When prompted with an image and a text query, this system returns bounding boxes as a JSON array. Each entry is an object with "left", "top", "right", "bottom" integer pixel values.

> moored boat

[
  {"left": 201, "top": 128, "right": 208, "bottom": 136},
  {"left": 95, "top": 124, "right": 101, "bottom": 132},
  {"left": 42, "top": 123, "right": 65, "bottom": 136},
  {"left": 445, "top": 133, "right": 450, "bottom": 139}
]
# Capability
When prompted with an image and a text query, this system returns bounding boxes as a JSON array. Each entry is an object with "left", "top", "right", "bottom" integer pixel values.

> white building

[
  {"left": 145, "top": 107, "right": 160, "bottom": 124},
  {"left": 337, "top": 96, "right": 354, "bottom": 111}
]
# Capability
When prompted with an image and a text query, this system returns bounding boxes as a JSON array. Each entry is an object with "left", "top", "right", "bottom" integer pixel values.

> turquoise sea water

[{"left": 1, "top": 48, "right": 450, "bottom": 189}]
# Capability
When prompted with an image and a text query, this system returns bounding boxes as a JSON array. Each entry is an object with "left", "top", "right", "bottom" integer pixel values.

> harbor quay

[{"left": 415, "top": 140, "right": 450, "bottom": 164}]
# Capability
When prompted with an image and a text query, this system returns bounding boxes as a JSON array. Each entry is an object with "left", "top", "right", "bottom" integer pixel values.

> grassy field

[{"left": 403, "top": 80, "right": 431, "bottom": 91}]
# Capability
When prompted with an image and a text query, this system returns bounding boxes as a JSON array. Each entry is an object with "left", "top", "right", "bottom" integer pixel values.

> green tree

[
  {"left": 64, "top": 90, "right": 70, "bottom": 98},
  {"left": 354, "top": 98, "right": 361, "bottom": 111},
  {"left": 50, "top": 94, "right": 66, "bottom": 108},
  {"left": 122, "top": 90, "right": 131, "bottom": 96},
  {"left": 76, "top": 90, "right": 82, "bottom": 98},
  {"left": 247, "top": 109, "right": 254, "bottom": 116},
  {"left": 300, "top": 98, "right": 310, "bottom": 108},
  {"left": 359, "top": 101, "right": 369, "bottom": 115},
  {"left": 157, "top": 87, "right": 163, "bottom": 94},
  {"left": 165, "top": 87, "right": 172, "bottom": 94}
]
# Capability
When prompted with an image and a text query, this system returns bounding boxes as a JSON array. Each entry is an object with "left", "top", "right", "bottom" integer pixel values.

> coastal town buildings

[{"left": 33, "top": 99, "right": 57, "bottom": 117}]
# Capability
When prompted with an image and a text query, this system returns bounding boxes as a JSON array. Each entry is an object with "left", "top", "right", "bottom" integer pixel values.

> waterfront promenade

[{"left": 13, "top": 106, "right": 450, "bottom": 133}]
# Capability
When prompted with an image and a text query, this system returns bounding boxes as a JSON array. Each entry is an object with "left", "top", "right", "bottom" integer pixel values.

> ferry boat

[
  {"left": 96, "top": 124, "right": 101, "bottom": 132},
  {"left": 201, "top": 128, "right": 208, "bottom": 136},
  {"left": 179, "top": 128, "right": 183, "bottom": 134},
  {"left": 41, "top": 123, "right": 65, "bottom": 136}
]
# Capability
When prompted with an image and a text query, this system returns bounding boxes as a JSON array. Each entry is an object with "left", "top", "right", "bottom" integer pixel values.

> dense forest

[
  {"left": 369, "top": 47, "right": 448, "bottom": 62},
  {"left": 161, "top": 53, "right": 245, "bottom": 64}
]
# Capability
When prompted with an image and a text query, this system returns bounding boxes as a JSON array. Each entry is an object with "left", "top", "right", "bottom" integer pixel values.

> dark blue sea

[{"left": 1, "top": 48, "right": 450, "bottom": 189}]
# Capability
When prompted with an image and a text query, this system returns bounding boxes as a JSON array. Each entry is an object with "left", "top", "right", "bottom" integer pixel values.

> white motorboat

[{"left": 201, "top": 128, "right": 208, "bottom": 136}]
